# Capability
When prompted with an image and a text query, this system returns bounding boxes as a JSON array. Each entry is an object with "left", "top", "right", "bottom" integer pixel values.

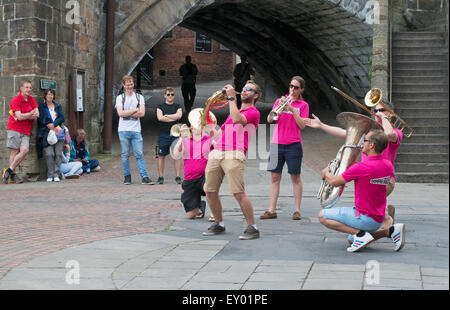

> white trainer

[
  {"left": 347, "top": 232, "right": 374, "bottom": 252},
  {"left": 46, "top": 178, "right": 53, "bottom": 182},
  {"left": 92, "top": 166, "right": 101, "bottom": 172},
  {"left": 53, "top": 177, "right": 60, "bottom": 182},
  {"left": 390, "top": 223, "right": 405, "bottom": 252}
]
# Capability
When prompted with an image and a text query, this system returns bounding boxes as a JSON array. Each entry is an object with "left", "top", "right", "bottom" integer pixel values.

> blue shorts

[
  {"left": 267, "top": 142, "right": 303, "bottom": 174},
  {"left": 321, "top": 207, "right": 382, "bottom": 232},
  {"left": 158, "top": 132, "right": 177, "bottom": 157}
]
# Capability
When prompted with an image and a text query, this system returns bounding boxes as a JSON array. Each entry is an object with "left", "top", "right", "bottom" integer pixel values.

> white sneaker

[
  {"left": 390, "top": 223, "right": 405, "bottom": 252},
  {"left": 92, "top": 166, "right": 101, "bottom": 172},
  {"left": 347, "top": 232, "right": 374, "bottom": 252},
  {"left": 53, "top": 177, "right": 60, "bottom": 182},
  {"left": 46, "top": 178, "right": 53, "bottom": 182}
]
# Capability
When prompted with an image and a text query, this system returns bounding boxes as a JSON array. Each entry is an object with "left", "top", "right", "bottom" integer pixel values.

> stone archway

[{"left": 112, "top": 0, "right": 377, "bottom": 111}]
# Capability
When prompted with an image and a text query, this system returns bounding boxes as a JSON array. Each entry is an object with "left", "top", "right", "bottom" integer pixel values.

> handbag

[
  {"left": 55, "top": 125, "right": 65, "bottom": 140},
  {"left": 47, "top": 129, "right": 57, "bottom": 145}
]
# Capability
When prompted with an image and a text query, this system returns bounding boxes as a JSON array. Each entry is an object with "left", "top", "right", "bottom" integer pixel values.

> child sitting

[
  {"left": 61, "top": 143, "right": 82, "bottom": 179},
  {"left": 69, "top": 128, "right": 100, "bottom": 174}
]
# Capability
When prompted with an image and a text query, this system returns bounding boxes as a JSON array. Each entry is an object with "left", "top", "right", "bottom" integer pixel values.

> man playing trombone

[{"left": 260, "top": 76, "right": 309, "bottom": 221}]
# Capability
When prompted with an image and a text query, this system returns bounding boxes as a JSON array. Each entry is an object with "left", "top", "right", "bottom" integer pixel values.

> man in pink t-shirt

[
  {"left": 203, "top": 80, "right": 261, "bottom": 240},
  {"left": 173, "top": 124, "right": 214, "bottom": 219},
  {"left": 3, "top": 80, "right": 39, "bottom": 184},
  {"left": 260, "top": 76, "right": 309, "bottom": 221},
  {"left": 318, "top": 130, "right": 406, "bottom": 252}
]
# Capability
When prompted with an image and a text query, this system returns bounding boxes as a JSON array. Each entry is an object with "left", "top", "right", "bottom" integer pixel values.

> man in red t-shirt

[{"left": 2, "top": 80, "right": 39, "bottom": 184}]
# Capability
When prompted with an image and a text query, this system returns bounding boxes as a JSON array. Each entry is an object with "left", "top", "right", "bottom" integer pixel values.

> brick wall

[{"left": 151, "top": 27, "right": 235, "bottom": 88}]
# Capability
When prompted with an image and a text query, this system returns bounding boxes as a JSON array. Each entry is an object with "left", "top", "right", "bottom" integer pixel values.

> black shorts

[
  {"left": 181, "top": 174, "right": 205, "bottom": 212},
  {"left": 267, "top": 142, "right": 303, "bottom": 174},
  {"left": 158, "top": 132, "right": 177, "bottom": 157}
]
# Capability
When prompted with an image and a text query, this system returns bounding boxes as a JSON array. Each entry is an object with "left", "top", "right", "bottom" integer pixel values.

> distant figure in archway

[
  {"left": 179, "top": 55, "right": 198, "bottom": 114},
  {"left": 233, "top": 55, "right": 255, "bottom": 108}
]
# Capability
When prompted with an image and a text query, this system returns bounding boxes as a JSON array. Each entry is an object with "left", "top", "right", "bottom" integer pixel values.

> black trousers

[{"left": 181, "top": 83, "right": 196, "bottom": 113}]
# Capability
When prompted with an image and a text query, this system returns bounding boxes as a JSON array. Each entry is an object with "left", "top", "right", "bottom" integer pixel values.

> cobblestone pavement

[{"left": 0, "top": 80, "right": 448, "bottom": 290}]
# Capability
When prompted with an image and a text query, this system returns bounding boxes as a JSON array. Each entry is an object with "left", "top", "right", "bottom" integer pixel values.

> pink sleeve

[
  {"left": 243, "top": 109, "right": 260, "bottom": 127},
  {"left": 342, "top": 162, "right": 367, "bottom": 182},
  {"left": 300, "top": 102, "right": 309, "bottom": 118}
]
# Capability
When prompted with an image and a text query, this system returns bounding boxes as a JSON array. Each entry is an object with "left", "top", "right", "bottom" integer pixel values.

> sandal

[
  {"left": 208, "top": 216, "right": 215, "bottom": 222},
  {"left": 260, "top": 210, "right": 277, "bottom": 219},
  {"left": 292, "top": 211, "right": 302, "bottom": 220},
  {"left": 195, "top": 211, "right": 205, "bottom": 219}
]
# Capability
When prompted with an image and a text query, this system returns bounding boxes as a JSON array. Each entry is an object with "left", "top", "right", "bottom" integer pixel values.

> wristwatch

[{"left": 227, "top": 97, "right": 236, "bottom": 101}]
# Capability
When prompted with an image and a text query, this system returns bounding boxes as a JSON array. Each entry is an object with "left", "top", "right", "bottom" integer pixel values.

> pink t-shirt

[
  {"left": 271, "top": 96, "right": 309, "bottom": 145},
  {"left": 342, "top": 155, "right": 395, "bottom": 223},
  {"left": 215, "top": 106, "right": 260, "bottom": 155},
  {"left": 183, "top": 135, "right": 213, "bottom": 180},
  {"left": 361, "top": 128, "right": 403, "bottom": 179}
]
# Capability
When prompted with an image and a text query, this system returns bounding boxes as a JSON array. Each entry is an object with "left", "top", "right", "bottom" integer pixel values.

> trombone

[{"left": 331, "top": 86, "right": 413, "bottom": 138}]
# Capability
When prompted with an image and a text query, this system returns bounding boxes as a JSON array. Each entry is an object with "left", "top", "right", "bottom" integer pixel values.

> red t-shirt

[{"left": 6, "top": 93, "right": 38, "bottom": 135}]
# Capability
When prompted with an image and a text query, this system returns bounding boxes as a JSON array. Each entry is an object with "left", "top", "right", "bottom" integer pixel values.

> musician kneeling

[{"left": 318, "top": 130, "right": 406, "bottom": 252}]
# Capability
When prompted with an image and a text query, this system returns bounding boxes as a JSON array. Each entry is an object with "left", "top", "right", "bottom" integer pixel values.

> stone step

[
  {"left": 404, "top": 133, "right": 449, "bottom": 144},
  {"left": 393, "top": 39, "right": 445, "bottom": 48},
  {"left": 395, "top": 107, "right": 449, "bottom": 117},
  {"left": 393, "top": 53, "right": 449, "bottom": 62},
  {"left": 406, "top": 126, "right": 449, "bottom": 135},
  {"left": 392, "top": 91, "right": 448, "bottom": 100},
  {"left": 393, "top": 32, "right": 445, "bottom": 40},
  {"left": 392, "top": 76, "right": 449, "bottom": 85},
  {"left": 396, "top": 152, "right": 449, "bottom": 163},
  {"left": 392, "top": 83, "right": 449, "bottom": 92},
  {"left": 402, "top": 117, "right": 449, "bottom": 127},
  {"left": 399, "top": 143, "right": 448, "bottom": 153},
  {"left": 395, "top": 162, "right": 449, "bottom": 173},
  {"left": 393, "top": 68, "right": 449, "bottom": 77},
  {"left": 392, "top": 47, "right": 448, "bottom": 55},
  {"left": 393, "top": 61, "right": 448, "bottom": 70},
  {"left": 393, "top": 99, "right": 449, "bottom": 109},
  {"left": 395, "top": 172, "right": 449, "bottom": 183}
]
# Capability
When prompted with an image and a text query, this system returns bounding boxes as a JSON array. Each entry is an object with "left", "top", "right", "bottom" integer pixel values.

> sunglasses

[
  {"left": 166, "top": 93, "right": 175, "bottom": 96},
  {"left": 243, "top": 87, "right": 254, "bottom": 92},
  {"left": 363, "top": 138, "right": 371, "bottom": 143},
  {"left": 373, "top": 108, "right": 386, "bottom": 112},
  {"left": 289, "top": 84, "right": 300, "bottom": 90}
]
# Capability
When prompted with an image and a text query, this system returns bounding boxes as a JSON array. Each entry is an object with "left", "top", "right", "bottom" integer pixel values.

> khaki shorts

[
  {"left": 204, "top": 150, "right": 246, "bottom": 194},
  {"left": 6, "top": 130, "right": 30, "bottom": 150}
]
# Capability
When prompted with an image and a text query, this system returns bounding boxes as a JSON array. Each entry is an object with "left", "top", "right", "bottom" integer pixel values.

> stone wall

[
  {"left": 151, "top": 26, "right": 235, "bottom": 88},
  {"left": 0, "top": 0, "right": 103, "bottom": 179}
]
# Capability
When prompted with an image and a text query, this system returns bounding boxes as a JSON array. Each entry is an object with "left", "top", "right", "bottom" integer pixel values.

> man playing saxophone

[
  {"left": 306, "top": 100, "right": 403, "bottom": 242},
  {"left": 318, "top": 130, "right": 405, "bottom": 252}
]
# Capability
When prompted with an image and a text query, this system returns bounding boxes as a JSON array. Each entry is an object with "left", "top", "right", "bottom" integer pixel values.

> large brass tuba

[
  {"left": 317, "top": 112, "right": 382, "bottom": 208},
  {"left": 188, "top": 90, "right": 229, "bottom": 132}
]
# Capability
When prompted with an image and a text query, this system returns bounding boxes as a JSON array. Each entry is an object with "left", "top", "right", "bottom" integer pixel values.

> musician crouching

[{"left": 318, "top": 130, "right": 406, "bottom": 252}]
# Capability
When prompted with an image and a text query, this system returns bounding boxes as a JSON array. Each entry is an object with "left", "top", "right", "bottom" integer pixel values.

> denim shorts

[
  {"left": 267, "top": 142, "right": 303, "bottom": 174},
  {"left": 158, "top": 132, "right": 177, "bottom": 156},
  {"left": 321, "top": 207, "right": 382, "bottom": 233}
]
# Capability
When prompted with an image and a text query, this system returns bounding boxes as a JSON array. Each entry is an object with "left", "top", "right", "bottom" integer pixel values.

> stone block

[
  {"left": 3, "top": 4, "right": 14, "bottom": 19},
  {"left": 59, "top": 26, "right": 74, "bottom": 46},
  {"left": 15, "top": 2, "right": 53, "bottom": 21},
  {"left": 17, "top": 39, "right": 48, "bottom": 59},
  {"left": 10, "top": 18, "right": 46, "bottom": 40},
  {"left": 0, "top": 21, "right": 8, "bottom": 41},
  {"left": 77, "top": 33, "right": 90, "bottom": 51},
  {"left": 46, "top": 23, "right": 58, "bottom": 43},
  {"left": 0, "top": 41, "right": 17, "bottom": 59},
  {"left": 49, "top": 43, "right": 65, "bottom": 62},
  {"left": 0, "top": 76, "right": 14, "bottom": 94}
]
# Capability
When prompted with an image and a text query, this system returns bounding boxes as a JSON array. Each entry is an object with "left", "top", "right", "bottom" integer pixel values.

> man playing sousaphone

[
  {"left": 318, "top": 130, "right": 405, "bottom": 252},
  {"left": 203, "top": 80, "right": 261, "bottom": 240},
  {"left": 306, "top": 96, "right": 403, "bottom": 245}
]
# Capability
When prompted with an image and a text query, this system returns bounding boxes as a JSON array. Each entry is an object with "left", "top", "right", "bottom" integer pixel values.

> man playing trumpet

[
  {"left": 260, "top": 76, "right": 309, "bottom": 221},
  {"left": 203, "top": 80, "right": 261, "bottom": 240}
]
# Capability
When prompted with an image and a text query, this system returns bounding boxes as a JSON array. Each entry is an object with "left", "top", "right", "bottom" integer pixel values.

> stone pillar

[{"left": 371, "top": 0, "right": 390, "bottom": 103}]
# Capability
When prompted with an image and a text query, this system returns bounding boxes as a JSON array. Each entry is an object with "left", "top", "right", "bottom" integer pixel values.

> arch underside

[{"left": 115, "top": 0, "right": 374, "bottom": 111}]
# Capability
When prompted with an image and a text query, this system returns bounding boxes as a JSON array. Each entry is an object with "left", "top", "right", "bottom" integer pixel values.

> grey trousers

[{"left": 44, "top": 139, "right": 64, "bottom": 178}]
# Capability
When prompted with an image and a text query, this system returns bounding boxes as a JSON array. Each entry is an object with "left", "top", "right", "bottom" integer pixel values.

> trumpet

[
  {"left": 269, "top": 95, "right": 293, "bottom": 121},
  {"left": 170, "top": 123, "right": 191, "bottom": 138},
  {"left": 364, "top": 88, "right": 413, "bottom": 138},
  {"left": 331, "top": 86, "right": 413, "bottom": 138}
]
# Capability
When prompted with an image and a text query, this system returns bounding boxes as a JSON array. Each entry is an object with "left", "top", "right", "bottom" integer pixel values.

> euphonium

[
  {"left": 317, "top": 112, "right": 382, "bottom": 208},
  {"left": 188, "top": 90, "right": 228, "bottom": 132}
]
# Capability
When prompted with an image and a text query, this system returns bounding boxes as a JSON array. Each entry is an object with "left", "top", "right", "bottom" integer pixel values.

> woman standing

[
  {"left": 260, "top": 76, "right": 309, "bottom": 220},
  {"left": 37, "top": 89, "right": 65, "bottom": 182}
]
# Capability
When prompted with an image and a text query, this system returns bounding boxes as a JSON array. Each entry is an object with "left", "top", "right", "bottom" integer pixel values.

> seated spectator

[
  {"left": 61, "top": 143, "right": 82, "bottom": 179},
  {"left": 69, "top": 128, "right": 100, "bottom": 174}
]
